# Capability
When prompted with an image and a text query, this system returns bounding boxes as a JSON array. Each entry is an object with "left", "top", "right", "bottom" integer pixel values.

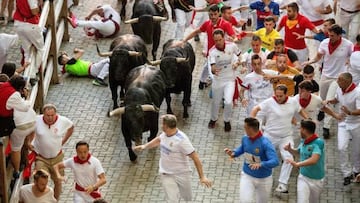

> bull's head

[
  {"left": 150, "top": 57, "right": 188, "bottom": 88},
  {"left": 125, "top": 15, "right": 166, "bottom": 44},
  {"left": 110, "top": 104, "right": 159, "bottom": 145}
]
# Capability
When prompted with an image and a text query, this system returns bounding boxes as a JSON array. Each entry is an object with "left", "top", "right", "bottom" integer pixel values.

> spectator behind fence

[{"left": 0, "top": 75, "right": 30, "bottom": 136}]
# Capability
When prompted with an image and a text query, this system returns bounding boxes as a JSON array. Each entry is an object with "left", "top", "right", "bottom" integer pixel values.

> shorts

[
  {"left": 10, "top": 123, "right": 35, "bottom": 151},
  {"left": 35, "top": 152, "right": 64, "bottom": 182}
]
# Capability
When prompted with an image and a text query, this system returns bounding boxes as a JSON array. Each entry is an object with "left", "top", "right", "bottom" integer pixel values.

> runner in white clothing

[
  {"left": 134, "top": 114, "right": 212, "bottom": 202},
  {"left": 250, "top": 84, "right": 309, "bottom": 193},
  {"left": 68, "top": 5, "right": 121, "bottom": 38},
  {"left": 208, "top": 29, "right": 241, "bottom": 132},
  {"left": 54, "top": 141, "right": 106, "bottom": 203},
  {"left": 19, "top": 169, "right": 57, "bottom": 203}
]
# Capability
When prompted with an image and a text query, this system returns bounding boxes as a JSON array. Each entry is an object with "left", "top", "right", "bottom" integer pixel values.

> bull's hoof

[
  {"left": 106, "top": 111, "right": 110, "bottom": 117},
  {"left": 129, "top": 152, "right": 137, "bottom": 162},
  {"left": 183, "top": 112, "right": 189, "bottom": 118}
]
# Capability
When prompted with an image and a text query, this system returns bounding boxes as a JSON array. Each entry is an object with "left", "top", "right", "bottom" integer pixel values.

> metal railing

[{"left": 0, "top": 0, "right": 70, "bottom": 202}]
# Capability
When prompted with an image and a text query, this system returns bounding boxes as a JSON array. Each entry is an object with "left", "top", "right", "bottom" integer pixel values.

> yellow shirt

[
  {"left": 271, "top": 66, "right": 300, "bottom": 96},
  {"left": 254, "top": 28, "right": 281, "bottom": 51}
]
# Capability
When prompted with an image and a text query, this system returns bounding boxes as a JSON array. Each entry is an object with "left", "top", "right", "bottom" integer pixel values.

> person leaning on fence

[
  {"left": 13, "top": 0, "right": 45, "bottom": 82},
  {"left": 19, "top": 169, "right": 57, "bottom": 203},
  {"left": 58, "top": 48, "right": 110, "bottom": 87},
  {"left": 0, "top": 75, "right": 31, "bottom": 137}
]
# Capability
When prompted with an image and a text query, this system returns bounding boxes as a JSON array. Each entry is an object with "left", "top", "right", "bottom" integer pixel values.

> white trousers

[
  {"left": 265, "top": 135, "right": 294, "bottom": 185},
  {"left": 174, "top": 9, "right": 193, "bottom": 39},
  {"left": 337, "top": 123, "right": 360, "bottom": 177},
  {"left": 297, "top": 174, "right": 324, "bottom": 203},
  {"left": 73, "top": 191, "right": 95, "bottom": 203},
  {"left": 78, "top": 19, "right": 116, "bottom": 37},
  {"left": 160, "top": 172, "right": 192, "bottom": 203},
  {"left": 14, "top": 21, "right": 44, "bottom": 78},
  {"left": 319, "top": 76, "right": 338, "bottom": 129},
  {"left": 90, "top": 58, "right": 110, "bottom": 80},
  {"left": 239, "top": 172, "right": 273, "bottom": 203},
  {"left": 289, "top": 47, "right": 309, "bottom": 66},
  {"left": 211, "top": 79, "right": 235, "bottom": 122},
  {"left": 339, "top": 10, "right": 360, "bottom": 43}
]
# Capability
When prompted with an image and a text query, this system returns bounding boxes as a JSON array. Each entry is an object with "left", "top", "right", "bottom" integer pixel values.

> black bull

[
  {"left": 124, "top": 0, "right": 167, "bottom": 60},
  {"left": 108, "top": 65, "right": 166, "bottom": 161},
  {"left": 97, "top": 34, "right": 148, "bottom": 109},
  {"left": 152, "top": 39, "right": 195, "bottom": 118}
]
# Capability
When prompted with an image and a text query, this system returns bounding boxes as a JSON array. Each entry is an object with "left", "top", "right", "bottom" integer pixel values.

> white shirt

[
  {"left": 241, "top": 48, "right": 270, "bottom": 73},
  {"left": 63, "top": 156, "right": 105, "bottom": 188},
  {"left": 259, "top": 96, "right": 301, "bottom": 137},
  {"left": 13, "top": 107, "right": 36, "bottom": 127},
  {"left": 339, "top": 0, "right": 360, "bottom": 11},
  {"left": 102, "top": 4, "right": 121, "bottom": 25},
  {"left": 293, "top": 94, "right": 324, "bottom": 120},
  {"left": 297, "top": 0, "right": 332, "bottom": 22},
  {"left": 19, "top": 184, "right": 57, "bottom": 203},
  {"left": 159, "top": 130, "right": 195, "bottom": 174},
  {"left": 208, "top": 42, "right": 240, "bottom": 81},
  {"left": 242, "top": 69, "right": 278, "bottom": 101},
  {"left": 349, "top": 51, "right": 360, "bottom": 85},
  {"left": 335, "top": 86, "right": 360, "bottom": 130},
  {"left": 0, "top": 33, "right": 18, "bottom": 71},
  {"left": 319, "top": 38, "right": 353, "bottom": 78},
  {"left": 6, "top": 92, "right": 31, "bottom": 113},
  {"left": 33, "top": 115, "right": 73, "bottom": 158}
]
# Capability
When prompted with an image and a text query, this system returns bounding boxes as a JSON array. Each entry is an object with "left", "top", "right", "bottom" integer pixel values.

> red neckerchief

[
  {"left": 299, "top": 94, "right": 311, "bottom": 108},
  {"left": 328, "top": 37, "right": 342, "bottom": 55},
  {"left": 249, "top": 131, "right": 263, "bottom": 142},
  {"left": 216, "top": 42, "right": 226, "bottom": 52},
  {"left": 324, "top": 32, "right": 329, "bottom": 38},
  {"left": 354, "top": 44, "right": 360, "bottom": 52},
  {"left": 43, "top": 115, "right": 58, "bottom": 128},
  {"left": 342, "top": 83, "right": 356, "bottom": 94},
  {"left": 272, "top": 96, "right": 288, "bottom": 104},
  {"left": 74, "top": 154, "right": 91, "bottom": 164},
  {"left": 304, "top": 134, "right": 319, "bottom": 145}
]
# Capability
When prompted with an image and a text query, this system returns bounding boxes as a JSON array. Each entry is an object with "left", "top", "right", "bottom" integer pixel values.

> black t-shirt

[
  {"left": 293, "top": 74, "right": 319, "bottom": 95},
  {"left": 174, "top": 0, "right": 194, "bottom": 12},
  {"left": 267, "top": 49, "right": 298, "bottom": 63}
]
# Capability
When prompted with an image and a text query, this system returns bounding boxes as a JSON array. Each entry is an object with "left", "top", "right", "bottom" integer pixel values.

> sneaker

[
  {"left": 194, "top": 34, "right": 200, "bottom": 42},
  {"left": 92, "top": 78, "right": 108, "bottom": 87},
  {"left": 0, "top": 16, "right": 4, "bottom": 21},
  {"left": 199, "top": 81, "right": 207, "bottom": 90},
  {"left": 317, "top": 111, "right": 325, "bottom": 121},
  {"left": 351, "top": 172, "right": 360, "bottom": 183},
  {"left": 344, "top": 176, "right": 352, "bottom": 186},
  {"left": 13, "top": 171, "right": 20, "bottom": 179},
  {"left": 67, "top": 13, "right": 78, "bottom": 28},
  {"left": 323, "top": 128, "right": 330, "bottom": 139},
  {"left": 224, "top": 122, "right": 231, "bottom": 132},
  {"left": 275, "top": 183, "right": 288, "bottom": 193},
  {"left": 208, "top": 120, "right": 216, "bottom": 129}
]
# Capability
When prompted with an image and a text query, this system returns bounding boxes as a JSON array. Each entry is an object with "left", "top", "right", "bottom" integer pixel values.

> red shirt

[
  {"left": 200, "top": 18, "right": 235, "bottom": 55},
  {"left": 227, "top": 16, "right": 238, "bottom": 27},
  {"left": 13, "top": 0, "right": 40, "bottom": 24},
  {"left": 0, "top": 82, "right": 16, "bottom": 117},
  {"left": 279, "top": 14, "right": 315, "bottom": 49}
]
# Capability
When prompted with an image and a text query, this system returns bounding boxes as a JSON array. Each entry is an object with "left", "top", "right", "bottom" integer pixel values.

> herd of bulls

[{"left": 96, "top": 9, "right": 196, "bottom": 161}]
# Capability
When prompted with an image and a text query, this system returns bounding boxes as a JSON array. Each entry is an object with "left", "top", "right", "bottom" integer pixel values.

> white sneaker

[{"left": 275, "top": 183, "right": 288, "bottom": 193}]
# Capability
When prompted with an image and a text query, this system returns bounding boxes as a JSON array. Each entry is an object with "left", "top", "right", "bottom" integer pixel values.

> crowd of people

[{"left": 0, "top": 0, "right": 360, "bottom": 202}]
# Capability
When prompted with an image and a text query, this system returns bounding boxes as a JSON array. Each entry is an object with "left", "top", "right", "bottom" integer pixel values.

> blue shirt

[
  {"left": 250, "top": 1, "right": 280, "bottom": 30},
  {"left": 298, "top": 138, "right": 325, "bottom": 179},
  {"left": 233, "top": 134, "right": 279, "bottom": 178}
]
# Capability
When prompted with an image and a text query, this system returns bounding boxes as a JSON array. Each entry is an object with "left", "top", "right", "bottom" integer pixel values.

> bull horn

[
  {"left": 124, "top": 18, "right": 139, "bottom": 24},
  {"left": 141, "top": 104, "right": 159, "bottom": 112},
  {"left": 176, "top": 57, "right": 188, "bottom": 63},
  {"left": 148, "top": 60, "right": 162, "bottom": 66},
  {"left": 128, "top": 51, "right": 142, "bottom": 56},
  {"left": 109, "top": 107, "right": 125, "bottom": 116},
  {"left": 96, "top": 44, "right": 112, "bottom": 57},
  {"left": 153, "top": 16, "right": 167, "bottom": 21}
]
